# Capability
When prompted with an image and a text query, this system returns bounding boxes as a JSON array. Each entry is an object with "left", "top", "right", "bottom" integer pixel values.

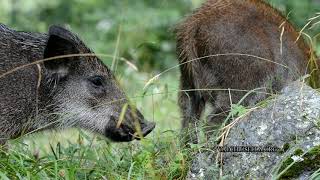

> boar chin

[{"left": 104, "top": 131, "right": 134, "bottom": 142}]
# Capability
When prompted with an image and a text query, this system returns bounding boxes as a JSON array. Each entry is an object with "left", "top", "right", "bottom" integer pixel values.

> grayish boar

[
  {"left": 0, "top": 24, "right": 155, "bottom": 144},
  {"left": 176, "top": 0, "right": 310, "bottom": 143}
]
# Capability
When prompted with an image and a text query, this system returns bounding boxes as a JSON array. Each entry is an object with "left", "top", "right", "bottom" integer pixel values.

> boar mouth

[{"left": 104, "top": 117, "right": 156, "bottom": 142}]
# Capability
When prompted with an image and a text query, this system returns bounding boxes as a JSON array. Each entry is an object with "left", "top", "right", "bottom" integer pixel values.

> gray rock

[{"left": 188, "top": 81, "right": 320, "bottom": 179}]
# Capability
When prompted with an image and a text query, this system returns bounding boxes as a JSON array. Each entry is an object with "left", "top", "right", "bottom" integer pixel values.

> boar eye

[{"left": 89, "top": 76, "right": 104, "bottom": 87}]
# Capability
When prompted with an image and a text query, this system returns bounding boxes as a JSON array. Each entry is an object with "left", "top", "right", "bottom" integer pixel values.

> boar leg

[
  {"left": 179, "top": 88, "right": 205, "bottom": 144},
  {"left": 205, "top": 92, "right": 232, "bottom": 140}
]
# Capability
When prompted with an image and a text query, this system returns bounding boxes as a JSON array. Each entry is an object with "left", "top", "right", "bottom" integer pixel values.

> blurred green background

[{"left": 0, "top": 1, "right": 319, "bottom": 179}]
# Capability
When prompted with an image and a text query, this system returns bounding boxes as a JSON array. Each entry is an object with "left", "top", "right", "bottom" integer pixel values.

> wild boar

[
  {"left": 176, "top": 0, "right": 310, "bottom": 143},
  {"left": 0, "top": 24, "right": 155, "bottom": 145}
]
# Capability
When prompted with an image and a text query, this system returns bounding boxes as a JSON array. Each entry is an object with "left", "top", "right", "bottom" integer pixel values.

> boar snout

[
  {"left": 136, "top": 120, "right": 156, "bottom": 140},
  {"left": 104, "top": 107, "right": 155, "bottom": 142}
]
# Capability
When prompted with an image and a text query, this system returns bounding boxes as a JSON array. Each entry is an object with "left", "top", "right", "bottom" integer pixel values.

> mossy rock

[{"left": 277, "top": 145, "right": 320, "bottom": 179}]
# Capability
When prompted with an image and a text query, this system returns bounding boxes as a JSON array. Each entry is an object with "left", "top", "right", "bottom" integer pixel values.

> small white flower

[
  {"left": 291, "top": 155, "right": 304, "bottom": 162},
  {"left": 199, "top": 168, "right": 205, "bottom": 177}
]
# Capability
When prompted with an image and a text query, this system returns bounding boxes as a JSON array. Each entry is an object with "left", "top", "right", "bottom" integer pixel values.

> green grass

[{"left": 3, "top": 130, "right": 190, "bottom": 179}]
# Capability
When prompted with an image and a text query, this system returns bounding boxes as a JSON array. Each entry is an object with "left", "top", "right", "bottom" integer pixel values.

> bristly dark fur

[
  {"left": 176, "top": 0, "right": 310, "bottom": 143},
  {"left": 0, "top": 24, "right": 155, "bottom": 144}
]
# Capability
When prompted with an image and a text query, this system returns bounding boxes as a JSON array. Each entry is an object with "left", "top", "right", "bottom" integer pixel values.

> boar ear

[{"left": 43, "top": 25, "right": 80, "bottom": 79}]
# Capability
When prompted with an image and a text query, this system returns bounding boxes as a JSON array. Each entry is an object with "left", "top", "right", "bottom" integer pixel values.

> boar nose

[
  {"left": 133, "top": 121, "right": 155, "bottom": 140},
  {"left": 141, "top": 121, "right": 156, "bottom": 137},
  {"left": 123, "top": 106, "right": 156, "bottom": 139},
  {"left": 135, "top": 110, "right": 156, "bottom": 137}
]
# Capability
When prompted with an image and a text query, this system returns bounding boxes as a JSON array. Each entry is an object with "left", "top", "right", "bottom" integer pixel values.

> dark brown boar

[{"left": 176, "top": 0, "right": 310, "bottom": 143}]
